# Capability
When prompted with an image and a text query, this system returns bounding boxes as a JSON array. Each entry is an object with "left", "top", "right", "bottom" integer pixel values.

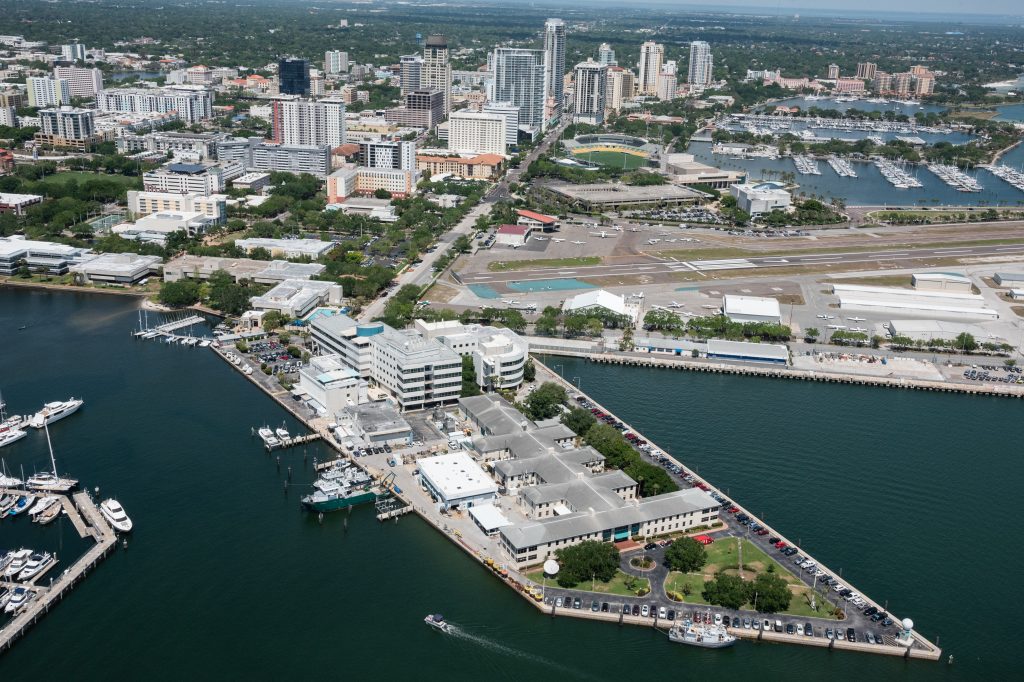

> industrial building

[
  {"left": 887, "top": 319, "right": 996, "bottom": 344},
  {"left": 418, "top": 452, "right": 499, "bottom": 511},
  {"left": 912, "top": 272, "right": 973, "bottom": 292},
  {"left": 562, "top": 289, "right": 636, "bottom": 322},
  {"left": 722, "top": 295, "right": 782, "bottom": 324},
  {"left": 706, "top": 339, "right": 789, "bottom": 365},
  {"left": 993, "top": 273, "right": 1024, "bottom": 287},
  {"left": 831, "top": 283, "right": 998, "bottom": 320}
]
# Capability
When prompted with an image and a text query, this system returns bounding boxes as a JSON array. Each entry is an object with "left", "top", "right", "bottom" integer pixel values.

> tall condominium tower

[
  {"left": 543, "top": 18, "right": 567, "bottom": 120},
  {"left": 324, "top": 50, "right": 349, "bottom": 74},
  {"left": 638, "top": 41, "right": 664, "bottom": 95},
  {"left": 422, "top": 35, "right": 452, "bottom": 116},
  {"left": 399, "top": 55, "right": 423, "bottom": 97},
  {"left": 272, "top": 97, "right": 346, "bottom": 147},
  {"left": 572, "top": 59, "right": 606, "bottom": 125},
  {"left": 598, "top": 43, "right": 616, "bottom": 67},
  {"left": 687, "top": 41, "right": 713, "bottom": 87},
  {"left": 490, "top": 47, "right": 547, "bottom": 132}
]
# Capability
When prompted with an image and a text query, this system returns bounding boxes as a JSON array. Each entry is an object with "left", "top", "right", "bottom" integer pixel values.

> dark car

[
  {"left": 804, "top": 622, "right": 814, "bottom": 637},
  {"left": 573, "top": 598, "right": 582, "bottom": 609},
  {"left": 644, "top": 543, "right": 658, "bottom": 550},
  {"left": 871, "top": 612, "right": 885, "bottom": 622},
  {"left": 667, "top": 610, "right": 676, "bottom": 621},
  {"left": 786, "top": 623, "right": 796, "bottom": 635},
  {"left": 768, "top": 536, "right": 780, "bottom": 544},
  {"left": 732, "top": 616, "right": 741, "bottom": 628},
  {"left": 846, "top": 628, "right": 856, "bottom": 642},
  {"left": 881, "top": 617, "right": 894, "bottom": 627},
  {"left": 601, "top": 602, "right": 609, "bottom": 612},
  {"left": 864, "top": 606, "right": 878, "bottom": 617},
  {"left": 632, "top": 604, "right": 640, "bottom": 616}
]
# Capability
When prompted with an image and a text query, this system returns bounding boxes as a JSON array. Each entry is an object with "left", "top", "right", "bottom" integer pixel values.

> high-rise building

[
  {"left": 604, "top": 67, "right": 635, "bottom": 113},
  {"left": 39, "top": 106, "right": 94, "bottom": 140},
  {"left": 53, "top": 64, "right": 103, "bottom": 98},
  {"left": 385, "top": 88, "right": 446, "bottom": 129},
  {"left": 490, "top": 47, "right": 547, "bottom": 132},
  {"left": 324, "top": 50, "right": 349, "bottom": 74},
  {"left": 909, "top": 64, "right": 930, "bottom": 76},
  {"left": 272, "top": 97, "right": 346, "bottom": 148},
  {"left": 97, "top": 86, "right": 213, "bottom": 123},
  {"left": 482, "top": 101, "right": 520, "bottom": 147},
  {"left": 827, "top": 63, "right": 840, "bottom": 80},
  {"left": 891, "top": 72, "right": 912, "bottom": 96},
  {"left": 217, "top": 137, "right": 331, "bottom": 178},
  {"left": 638, "top": 42, "right": 664, "bottom": 95},
  {"left": 310, "top": 72, "right": 325, "bottom": 97},
  {"left": 543, "top": 18, "right": 567, "bottom": 120},
  {"left": 598, "top": 43, "right": 616, "bottom": 67},
  {"left": 449, "top": 111, "right": 507, "bottom": 157},
  {"left": 572, "top": 59, "right": 606, "bottom": 125},
  {"left": 656, "top": 62, "right": 678, "bottom": 101},
  {"left": 422, "top": 35, "right": 452, "bottom": 116},
  {"left": 278, "top": 58, "right": 311, "bottom": 96},
  {"left": 399, "top": 55, "right": 423, "bottom": 97},
  {"left": 359, "top": 140, "right": 416, "bottom": 171},
  {"left": 687, "top": 41, "right": 713, "bottom": 87},
  {"left": 61, "top": 43, "right": 87, "bottom": 62},
  {"left": 856, "top": 62, "right": 877, "bottom": 80},
  {"left": 27, "top": 76, "right": 70, "bottom": 107},
  {"left": 914, "top": 74, "right": 935, "bottom": 96}
]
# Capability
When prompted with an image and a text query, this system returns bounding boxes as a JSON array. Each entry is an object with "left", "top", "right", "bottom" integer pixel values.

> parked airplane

[
  {"left": 647, "top": 239, "right": 661, "bottom": 245},
  {"left": 501, "top": 299, "right": 520, "bottom": 305},
  {"left": 850, "top": 326, "right": 868, "bottom": 333},
  {"left": 701, "top": 305, "right": 720, "bottom": 310},
  {"left": 847, "top": 316, "right": 866, "bottom": 322},
  {"left": 826, "top": 324, "right": 847, "bottom": 330},
  {"left": 551, "top": 238, "right": 565, "bottom": 242},
  {"left": 595, "top": 231, "right": 613, "bottom": 238},
  {"left": 628, "top": 227, "right": 640, "bottom": 232},
  {"left": 667, "top": 301, "right": 683, "bottom": 308},
  {"left": 572, "top": 240, "right": 586, "bottom": 245},
  {"left": 534, "top": 236, "right": 547, "bottom": 241},
  {"left": 632, "top": 291, "right": 645, "bottom": 299}
]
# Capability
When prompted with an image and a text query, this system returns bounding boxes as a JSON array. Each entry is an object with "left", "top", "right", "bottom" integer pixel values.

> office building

[
  {"left": 399, "top": 54, "right": 423, "bottom": 96},
  {"left": 163, "top": 256, "right": 324, "bottom": 284},
  {"left": 128, "top": 190, "right": 227, "bottom": 222},
  {"left": 113, "top": 212, "right": 219, "bottom": 244},
  {"left": 856, "top": 62, "right": 877, "bottom": 80},
  {"left": 143, "top": 162, "right": 236, "bottom": 195},
  {"left": 53, "top": 65, "right": 103, "bottom": 98},
  {"left": 482, "top": 102, "right": 520, "bottom": 147},
  {"left": 604, "top": 66, "right": 635, "bottom": 113},
  {"left": 235, "top": 237, "right": 335, "bottom": 260},
  {"left": 27, "top": 76, "right": 70, "bottom": 108},
  {"left": 827, "top": 63, "right": 840, "bottom": 80},
  {"left": 448, "top": 111, "right": 507, "bottom": 155},
  {"left": 278, "top": 57, "right": 310, "bottom": 96},
  {"left": 729, "top": 182, "right": 791, "bottom": 215},
  {"left": 416, "top": 152, "right": 504, "bottom": 180},
  {"left": 384, "top": 88, "right": 446, "bottom": 129},
  {"left": 250, "top": 279, "right": 343, "bottom": 318},
  {"left": 0, "top": 89, "right": 26, "bottom": 110},
  {"left": 598, "top": 43, "right": 616, "bottom": 67},
  {"left": 687, "top": 40, "right": 713, "bottom": 87},
  {"left": 638, "top": 41, "right": 664, "bottom": 95},
  {"left": 359, "top": 140, "right": 416, "bottom": 171},
  {"left": 271, "top": 97, "right": 346, "bottom": 147},
  {"left": 421, "top": 35, "right": 452, "bottom": 116},
  {"left": 299, "top": 355, "right": 364, "bottom": 417},
  {"left": 0, "top": 236, "right": 91, "bottom": 276},
  {"left": 490, "top": 47, "right": 547, "bottom": 132},
  {"left": 543, "top": 18, "right": 567, "bottom": 120},
  {"left": 69, "top": 253, "right": 162, "bottom": 285},
  {"left": 61, "top": 43, "right": 87, "bottom": 62},
  {"left": 572, "top": 59, "right": 606, "bottom": 125},
  {"left": 0, "top": 193, "right": 44, "bottom": 215},
  {"left": 97, "top": 86, "right": 213, "bottom": 123},
  {"left": 325, "top": 50, "right": 349, "bottom": 74},
  {"left": 414, "top": 320, "right": 529, "bottom": 391}
]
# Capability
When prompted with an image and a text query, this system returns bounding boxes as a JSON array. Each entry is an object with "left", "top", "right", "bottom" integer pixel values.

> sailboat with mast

[{"left": 25, "top": 423, "right": 78, "bottom": 493}]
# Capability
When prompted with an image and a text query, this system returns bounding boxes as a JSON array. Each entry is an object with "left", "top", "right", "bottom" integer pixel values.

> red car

[
  {"left": 757, "top": 529, "right": 770, "bottom": 536},
  {"left": 728, "top": 506, "right": 740, "bottom": 513},
  {"left": 775, "top": 541, "right": 787, "bottom": 549}
]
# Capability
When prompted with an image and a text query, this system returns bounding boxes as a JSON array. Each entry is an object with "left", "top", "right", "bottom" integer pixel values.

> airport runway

[{"left": 462, "top": 243, "right": 1024, "bottom": 284}]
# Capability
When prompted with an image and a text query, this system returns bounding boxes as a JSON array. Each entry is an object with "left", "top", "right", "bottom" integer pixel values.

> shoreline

[
  {"left": 198, "top": 334, "right": 941, "bottom": 661},
  {"left": 0, "top": 279, "right": 150, "bottom": 298}
]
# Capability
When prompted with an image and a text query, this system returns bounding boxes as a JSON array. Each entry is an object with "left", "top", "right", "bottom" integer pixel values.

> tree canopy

[
  {"left": 554, "top": 540, "right": 620, "bottom": 588},
  {"left": 664, "top": 537, "right": 708, "bottom": 573}
]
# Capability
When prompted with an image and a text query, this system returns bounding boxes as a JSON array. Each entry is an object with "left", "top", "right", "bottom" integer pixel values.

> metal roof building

[
  {"left": 722, "top": 294, "right": 782, "bottom": 324},
  {"left": 418, "top": 452, "right": 499, "bottom": 511},
  {"left": 707, "top": 339, "right": 789, "bottom": 365}
]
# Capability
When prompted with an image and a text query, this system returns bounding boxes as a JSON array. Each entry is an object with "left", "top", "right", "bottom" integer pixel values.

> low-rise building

[
  {"left": 418, "top": 452, "right": 499, "bottom": 511},
  {"left": 143, "top": 162, "right": 240, "bottom": 195},
  {"left": 543, "top": 182, "right": 704, "bottom": 210},
  {"left": 235, "top": 237, "right": 335, "bottom": 260},
  {"left": 516, "top": 209, "right": 558, "bottom": 231},
  {"left": 232, "top": 172, "right": 271, "bottom": 193},
  {"left": 117, "top": 130, "right": 228, "bottom": 161},
  {"left": 298, "top": 354, "right": 364, "bottom": 416},
  {"left": 911, "top": 272, "right": 973, "bottom": 292},
  {"left": 722, "top": 295, "right": 782, "bottom": 324},
  {"left": 994, "top": 273, "right": 1024, "bottom": 287},
  {"left": 249, "top": 279, "right": 343, "bottom": 317},
  {"left": 729, "top": 182, "right": 791, "bottom": 216},
  {"left": 664, "top": 154, "right": 746, "bottom": 189},
  {"left": 415, "top": 152, "right": 504, "bottom": 180},
  {"left": 335, "top": 402, "right": 414, "bottom": 447},
  {"left": 563, "top": 289, "right": 636, "bottom": 322},
  {"left": 127, "top": 190, "right": 227, "bottom": 222},
  {"left": 0, "top": 192, "right": 43, "bottom": 215},
  {"left": 325, "top": 197, "right": 398, "bottom": 222},
  {"left": 70, "top": 253, "right": 162, "bottom": 285},
  {"left": 0, "top": 236, "right": 91, "bottom": 275},
  {"left": 162, "top": 256, "right": 325, "bottom": 284},
  {"left": 495, "top": 223, "right": 531, "bottom": 247},
  {"left": 112, "top": 211, "right": 219, "bottom": 244},
  {"left": 706, "top": 339, "right": 788, "bottom": 365}
]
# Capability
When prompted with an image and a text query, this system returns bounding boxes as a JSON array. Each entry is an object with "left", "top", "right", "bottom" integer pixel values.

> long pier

[
  {"left": 0, "top": 489, "right": 118, "bottom": 654},
  {"left": 154, "top": 315, "right": 206, "bottom": 334}
]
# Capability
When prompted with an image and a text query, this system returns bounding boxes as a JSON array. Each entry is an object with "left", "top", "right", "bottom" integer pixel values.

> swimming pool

[
  {"left": 468, "top": 284, "right": 502, "bottom": 299},
  {"left": 507, "top": 278, "right": 595, "bottom": 293}
]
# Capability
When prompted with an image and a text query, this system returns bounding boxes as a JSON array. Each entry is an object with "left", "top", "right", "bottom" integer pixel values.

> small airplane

[
  {"left": 595, "top": 231, "right": 613, "bottom": 238},
  {"left": 571, "top": 240, "right": 586, "bottom": 245},
  {"left": 816, "top": 314, "right": 828, "bottom": 319},
  {"left": 534, "top": 236, "right": 548, "bottom": 241},
  {"left": 667, "top": 301, "right": 684, "bottom": 309},
  {"left": 647, "top": 239, "right": 661, "bottom": 245},
  {"left": 850, "top": 326, "right": 868, "bottom": 333},
  {"left": 826, "top": 324, "right": 847, "bottom": 330},
  {"left": 628, "top": 227, "right": 640, "bottom": 232},
  {"left": 501, "top": 299, "right": 520, "bottom": 305},
  {"left": 665, "top": 239, "right": 678, "bottom": 243},
  {"left": 701, "top": 305, "right": 720, "bottom": 310},
  {"left": 551, "top": 238, "right": 565, "bottom": 242},
  {"left": 631, "top": 291, "right": 645, "bottom": 299},
  {"left": 847, "top": 316, "right": 866, "bottom": 322},
  {"left": 612, "top": 226, "right": 623, "bottom": 231}
]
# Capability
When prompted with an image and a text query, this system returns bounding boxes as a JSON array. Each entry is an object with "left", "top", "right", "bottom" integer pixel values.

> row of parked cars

[
  {"left": 351, "top": 444, "right": 393, "bottom": 458},
  {"left": 963, "top": 367, "right": 1023, "bottom": 384}
]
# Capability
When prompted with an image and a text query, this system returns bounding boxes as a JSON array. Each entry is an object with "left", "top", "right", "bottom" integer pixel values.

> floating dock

[{"left": 0, "top": 489, "right": 118, "bottom": 654}]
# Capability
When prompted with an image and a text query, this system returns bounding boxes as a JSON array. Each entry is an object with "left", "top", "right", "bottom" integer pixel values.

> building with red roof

[
  {"left": 516, "top": 209, "right": 558, "bottom": 231},
  {"left": 495, "top": 223, "right": 532, "bottom": 247}
]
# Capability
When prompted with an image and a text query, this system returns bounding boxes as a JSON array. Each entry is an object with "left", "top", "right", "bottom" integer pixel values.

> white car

[
  {"left": 844, "top": 592, "right": 860, "bottom": 602},
  {"left": 832, "top": 583, "right": 847, "bottom": 593},
  {"left": 796, "top": 624, "right": 805, "bottom": 636},
  {"left": 714, "top": 613, "right": 723, "bottom": 625}
]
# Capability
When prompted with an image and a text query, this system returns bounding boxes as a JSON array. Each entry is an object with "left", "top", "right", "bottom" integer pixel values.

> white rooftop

[
  {"left": 912, "top": 272, "right": 971, "bottom": 284},
  {"left": 418, "top": 452, "right": 498, "bottom": 501},
  {"left": 469, "top": 503, "right": 511, "bottom": 532},
  {"left": 235, "top": 237, "right": 335, "bottom": 258},
  {"left": 723, "top": 294, "right": 782, "bottom": 318},
  {"left": 563, "top": 289, "right": 627, "bottom": 316}
]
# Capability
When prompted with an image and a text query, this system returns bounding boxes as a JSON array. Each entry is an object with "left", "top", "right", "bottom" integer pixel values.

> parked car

[
  {"left": 641, "top": 605, "right": 650, "bottom": 617},
  {"left": 573, "top": 598, "right": 581, "bottom": 609}
]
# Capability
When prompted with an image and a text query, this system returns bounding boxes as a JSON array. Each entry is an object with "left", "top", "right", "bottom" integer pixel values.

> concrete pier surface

[{"left": 0, "top": 489, "right": 118, "bottom": 654}]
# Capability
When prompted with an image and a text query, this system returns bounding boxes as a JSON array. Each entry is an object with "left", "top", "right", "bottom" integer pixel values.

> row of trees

[
  {"left": 644, "top": 312, "right": 792, "bottom": 344},
  {"left": 535, "top": 305, "right": 633, "bottom": 339}
]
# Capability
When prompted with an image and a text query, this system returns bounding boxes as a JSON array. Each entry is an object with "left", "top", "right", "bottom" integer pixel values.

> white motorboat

[
  {"left": 257, "top": 427, "right": 280, "bottom": 448},
  {"left": 0, "top": 425, "right": 27, "bottom": 448},
  {"left": 6, "top": 495, "right": 34, "bottom": 516},
  {"left": 667, "top": 618, "right": 738, "bottom": 648},
  {"left": 4, "top": 587, "right": 31, "bottom": 613},
  {"left": 0, "top": 493, "right": 18, "bottom": 513},
  {"left": 0, "top": 549, "right": 17, "bottom": 573},
  {"left": 28, "top": 495, "right": 58, "bottom": 516},
  {"left": 0, "top": 586, "right": 9, "bottom": 610},
  {"left": 29, "top": 398, "right": 84, "bottom": 429},
  {"left": 17, "top": 552, "right": 54, "bottom": 581},
  {"left": 100, "top": 498, "right": 134, "bottom": 533},
  {"left": 3, "top": 549, "right": 32, "bottom": 578},
  {"left": 424, "top": 614, "right": 453, "bottom": 633},
  {"left": 275, "top": 427, "right": 290, "bottom": 440},
  {"left": 37, "top": 501, "right": 62, "bottom": 524},
  {"left": 0, "top": 391, "right": 29, "bottom": 448}
]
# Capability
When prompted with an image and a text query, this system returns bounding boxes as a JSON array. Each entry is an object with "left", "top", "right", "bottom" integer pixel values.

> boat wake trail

[{"left": 447, "top": 625, "right": 594, "bottom": 679}]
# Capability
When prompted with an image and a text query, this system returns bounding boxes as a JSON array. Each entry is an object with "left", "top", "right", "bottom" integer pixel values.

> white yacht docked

[
  {"left": 3, "top": 549, "right": 33, "bottom": 578},
  {"left": 29, "top": 398, "right": 84, "bottom": 429},
  {"left": 17, "top": 552, "right": 54, "bottom": 581},
  {"left": 4, "top": 587, "right": 31, "bottom": 613},
  {"left": 28, "top": 495, "right": 58, "bottom": 516},
  {"left": 100, "top": 499, "right": 134, "bottom": 533},
  {"left": 257, "top": 426, "right": 280, "bottom": 448}
]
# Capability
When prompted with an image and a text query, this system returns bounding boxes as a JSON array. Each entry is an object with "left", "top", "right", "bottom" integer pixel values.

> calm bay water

[{"left": 0, "top": 289, "right": 1018, "bottom": 679}]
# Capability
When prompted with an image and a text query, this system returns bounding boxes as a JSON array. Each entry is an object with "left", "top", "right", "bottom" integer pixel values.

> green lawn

[
  {"left": 572, "top": 150, "right": 648, "bottom": 170},
  {"left": 525, "top": 569, "right": 650, "bottom": 597},
  {"left": 487, "top": 256, "right": 602, "bottom": 271},
  {"left": 37, "top": 171, "right": 141, "bottom": 187},
  {"left": 662, "top": 538, "right": 837, "bottom": 620}
]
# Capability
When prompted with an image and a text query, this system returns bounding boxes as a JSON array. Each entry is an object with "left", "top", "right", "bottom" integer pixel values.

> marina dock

[{"left": 0, "top": 489, "right": 118, "bottom": 654}]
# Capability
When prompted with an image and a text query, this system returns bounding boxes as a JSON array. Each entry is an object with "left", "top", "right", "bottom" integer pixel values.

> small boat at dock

[
  {"left": 667, "top": 618, "right": 737, "bottom": 648},
  {"left": 28, "top": 495, "right": 58, "bottom": 517},
  {"left": 4, "top": 587, "right": 31, "bottom": 613},
  {"left": 100, "top": 499, "right": 133, "bottom": 533},
  {"left": 6, "top": 495, "right": 34, "bottom": 517},
  {"left": 37, "top": 501, "right": 63, "bottom": 525}
]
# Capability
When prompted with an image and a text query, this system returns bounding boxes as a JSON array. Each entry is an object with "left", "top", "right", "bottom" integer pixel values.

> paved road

[{"left": 462, "top": 242, "right": 1024, "bottom": 284}]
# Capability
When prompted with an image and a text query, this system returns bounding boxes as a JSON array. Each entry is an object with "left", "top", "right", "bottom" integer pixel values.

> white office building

[
  {"left": 128, "top": 190, "right": 227, "bottom": 222},
  {"left": 298, "top": 354, "right": 363, "bottom": 417},
  {"left": 448, "top": 111, "right": 507, "bottom": 155},
  {"left": 638, "top": 41, "right": 664, "bottom": 96},
  {"left": 27, "top": 77, "right": 70, "bottom": 107},
  {"left": 235, "top": 237, "right": 335, "bottom": 260},
  {"left": 490, "top": 47, "right": 547, "bottom": 132},
  {"left": 482, "top": 102, "right": 520, "bottom": 147},
  {"left": 249, "top": 279, "right": 343, "bottom": 318},
  {"left": 359, "top": 140, "right": 416, "bottom": 171},
  {"left": 53, "top": 65, "right": 103, "bottom": 98},
  {"left": 688, "top": 40, "right": 714, "bottom": 87},
  {"left": 419, "top": 452, "right": 499, "bottom": 511},
  {"left": 70, "top": 253, "right": 162, "bottom": 285},
  {"left": 573, "top": 59, "right": 606, "bottom": 125},
  {"left": 414, "top": 320, "right": 529, "bottom": 391},
  {"left": 97, "top": 86, "right": 213, "bottom": 123},
  {"left": 61, "top": 43, "right": 87, "bottom": 62},
  {"left": 272, "top": 97, "right": 346, "bottom": 148},
  {"left": 143, "top": 163, "right": 239, "bottom": 195},
  {"left": 0, "top": 236, "right": 91, "bottom": 276}
]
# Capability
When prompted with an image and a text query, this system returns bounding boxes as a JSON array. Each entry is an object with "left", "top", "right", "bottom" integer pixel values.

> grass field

[
  {"left": 37, "top": 171, "right": 141, "bottom": 187},
  {"left": 663, "top": 538, "right": 838, "bottom": 620},
  {"left": 526, "top": 569, "right": 650, "bottom": 597},
  {"left": 487, "top": 256, "right": 602, "bottom": 272},
  {"left": 572, "top": 150, "right": 648, "bottom": 170}
]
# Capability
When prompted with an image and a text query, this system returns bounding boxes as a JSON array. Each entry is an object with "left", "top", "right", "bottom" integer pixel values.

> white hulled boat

[
  {"left": 29, "top": 398, "right": 84, "bottom": 429},
  {"left": 667, "top": 618, "right": 738, "bottom": 648},
  {"left": 424, "top": 614, "right": 453, "bottom": 633},
  {"left": 3, "top": 549, "right": 32, "bottom": 578},
  {"left": 100, "top": 499, "right": 133, "bottom": 533},
  {"left": 0, "top": 391, "right": 29, "bottom": 448},
  {"left": 17, "top": 552, "right": 54, "bottom": 581},
  {"left": 28, "top": 495, "right": 58, "bottom": 516},
  {"left": 4, "top": 587, "right": 31, "bottom": 613}
]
